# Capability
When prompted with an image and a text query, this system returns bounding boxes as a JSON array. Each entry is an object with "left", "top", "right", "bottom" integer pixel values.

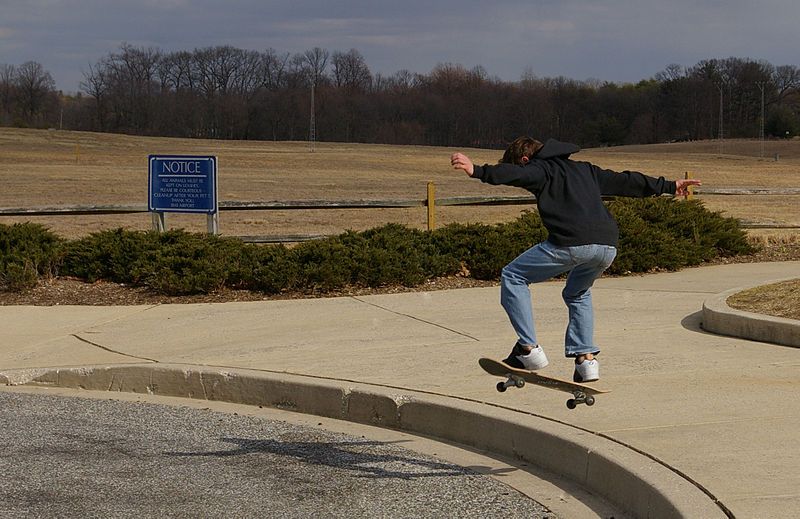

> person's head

[{"left": 500, "top": 136, "right": 543, "bottom": 165}]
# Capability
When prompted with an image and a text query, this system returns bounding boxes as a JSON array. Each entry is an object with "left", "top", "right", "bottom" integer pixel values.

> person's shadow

[{"left": 165, "top": 437, "right": 514, "bottom": 480}]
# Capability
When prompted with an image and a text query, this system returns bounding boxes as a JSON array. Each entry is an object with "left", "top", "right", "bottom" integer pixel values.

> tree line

[{"left": 2, "top": 44, "right": 800, "bottom": 148}]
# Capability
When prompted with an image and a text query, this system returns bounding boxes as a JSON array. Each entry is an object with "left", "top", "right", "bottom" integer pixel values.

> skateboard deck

[{"left": 478, "top": 357, "right": 609, "bottom": 409}]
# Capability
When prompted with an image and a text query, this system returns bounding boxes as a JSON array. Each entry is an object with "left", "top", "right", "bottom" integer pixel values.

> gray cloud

[{"left": 0, "top": 0, "right": 798, "bottom": 93}]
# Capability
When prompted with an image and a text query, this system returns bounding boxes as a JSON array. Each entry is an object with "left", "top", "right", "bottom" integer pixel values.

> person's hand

[
  {"left": 450, "top": 152, "right": 474, "bottom": 176},
  {"left": 674, "top": 178, "right": 702, "bottom": 197}
]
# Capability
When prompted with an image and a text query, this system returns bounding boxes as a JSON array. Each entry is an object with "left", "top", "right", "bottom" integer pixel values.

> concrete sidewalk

[{"left": 2, "top": 261, "right": 798, "bottom": 518}]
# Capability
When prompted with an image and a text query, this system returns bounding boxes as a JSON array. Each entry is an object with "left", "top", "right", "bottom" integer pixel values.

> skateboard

[{"left": 478, "top": 357, "right": 610, "bottom": 409}]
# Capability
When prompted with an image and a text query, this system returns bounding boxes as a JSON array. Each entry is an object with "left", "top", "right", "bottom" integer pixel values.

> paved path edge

[
  {"left": 702, "top": 277, "right": 800, "bottom": 348},
  {"left": 1, "top": 363, "right": 727, "bottom": 519}
]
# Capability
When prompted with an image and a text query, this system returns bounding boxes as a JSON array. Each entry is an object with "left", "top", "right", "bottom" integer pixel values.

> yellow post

[
  {"left": 427, "top": 181, "right": 436, "bottom": 231},
  {"left": 684, "top": 172, "right": 694, "bottom": 200}
]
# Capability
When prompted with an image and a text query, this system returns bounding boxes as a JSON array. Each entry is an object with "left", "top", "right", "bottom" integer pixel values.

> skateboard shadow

[{"left": 166, "top": 437, "right": 489, "bottom": 480}]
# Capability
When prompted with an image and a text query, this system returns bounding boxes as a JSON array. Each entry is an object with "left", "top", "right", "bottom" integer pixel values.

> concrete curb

[
  {"left": 702, "top": 277, "right": 800, "bottom": 348},
  {"left": 1, "top": 363, "right": 726, "bottom": 519}
]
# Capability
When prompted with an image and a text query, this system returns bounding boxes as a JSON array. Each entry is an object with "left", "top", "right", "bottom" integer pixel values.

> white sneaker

[
  {"left": 504, "top": 343, "right": 549, "bottom": 371},
  {"left": 573, "top": 358, "right": 599, "bottom": 382}
]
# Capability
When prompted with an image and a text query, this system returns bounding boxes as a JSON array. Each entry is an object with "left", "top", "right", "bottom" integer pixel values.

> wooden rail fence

[{"left": 1, "top": 185, "right": 798, "bottom": 243}]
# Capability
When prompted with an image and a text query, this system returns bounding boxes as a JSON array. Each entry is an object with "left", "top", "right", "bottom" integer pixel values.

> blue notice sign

[{"left": 148, "top": 155, "right": 218, "bottom": 214}]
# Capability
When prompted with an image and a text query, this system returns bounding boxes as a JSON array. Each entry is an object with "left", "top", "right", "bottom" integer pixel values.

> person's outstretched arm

[
  {"left": 593, "top": 164, "right": 701, "bottom": 197},
  {"left": 451, "top": 152, "right": 546, "bottom": 190}
]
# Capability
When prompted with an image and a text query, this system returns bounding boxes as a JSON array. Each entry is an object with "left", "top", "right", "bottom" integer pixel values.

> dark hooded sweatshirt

[{"left": 471, "top": 139, "right": 677, "bottom": 247}]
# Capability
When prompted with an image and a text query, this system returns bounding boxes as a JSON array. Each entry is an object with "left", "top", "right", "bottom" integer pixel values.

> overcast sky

[{"left": 1, "top": 0, "right": 799, "bottom": 93}]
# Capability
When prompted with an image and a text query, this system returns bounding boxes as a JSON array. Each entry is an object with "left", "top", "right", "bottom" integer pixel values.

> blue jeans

[{"left": 500, "top": 241, "right": 617, "bottom": 357}]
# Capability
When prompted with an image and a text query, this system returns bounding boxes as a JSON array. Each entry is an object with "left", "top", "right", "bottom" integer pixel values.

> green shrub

[
  {"left": 1, "top": 262, "right": 39, "bottom": 291},
  {"left": 61, "top": 228, "right": 159, "bottom": 283},
  {"left": 608, "top": 201, "right": 690, "bottom": 273},
  {"left": 0, "top": 223, "right": 63, "bottom": 291},
  {"left": 608, "top": 198, "right": 756, "bottom": 273},
  {"left": 434, "top": 211, "right": 547, "bottom": 279},
  {"left": 291, "top": 235, "right": 356, "bottom": 291},
  {"left": 445, "top": 225, "right": 511, "bottom": 280},
  {"left": 355, "top": 224, "right": 459, "bottom": 287},
  {"left": 140, "top": 232, "right": 232, "bottom": 295},
  {"left": 62, "top": 229, "right": 254, "bottom": 295},
  {"left": 288, "top": 224, "right": 461, "bottom": 291},
  {"left": 664, "top": 199, "right": 756, "bottom": 257},
  {"left": 4, "top": 197, "right": 758, "bottom": 295},
  {"left": 246, "top": 244, "right": 298, "bottom": 294}
]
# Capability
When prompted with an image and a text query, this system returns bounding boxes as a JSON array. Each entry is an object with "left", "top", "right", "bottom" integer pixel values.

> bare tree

[
  {"left": 110, "top": 44, "right": 161, "bottom": 94},
  {"left": 160, "top": 50, "right": 198, "bottom": 92},
  {"left": 0, "top": 64, "right": 16, "bottom": 122},
  {"left": 15, "top": 61, "right": 55, "bottom": 120},
  {"left": 774, "top": 65, "right": 800, "bottom": 102},
  {"left": 428, "top": 62, "right": 471, "bottom": 95},
  {"left": 655, "top": 63, "right": 685, "bottom": 82},
  {"left": 80, "top": 61, "right": 109, "bottom": 129},
  {"left": 232, "top": 49, "right": 263, "bottom": 98},
  {"left": 301, "top": 47, "right": 329, "bottom": 86},
  {"left": 331, "top": 49, "right": 372, "bottom": 91},
  {"left": 259, "top": 49, "right": 290, "bottom": 90},
  {"left": 194, "top": 46, "right": 231, "bottom": 97},
  {"left": 99, "top": 44, "right": 162, "bottom": 131}
]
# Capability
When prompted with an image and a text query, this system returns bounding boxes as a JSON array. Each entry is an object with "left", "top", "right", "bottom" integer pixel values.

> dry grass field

[
  {"left": 728, "top": 279, "right": 800, "bottom": 320},
  {"left": 0, "top": 128, "right": 798, "bottom": 241}
]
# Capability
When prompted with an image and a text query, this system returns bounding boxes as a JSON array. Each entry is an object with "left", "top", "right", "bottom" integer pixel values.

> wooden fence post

[
  {"left": 684, "top": 172, "right": 694, "bottom": 200},
  {"left": 427, "top": 181, "right": 436, "bottom": 231}
]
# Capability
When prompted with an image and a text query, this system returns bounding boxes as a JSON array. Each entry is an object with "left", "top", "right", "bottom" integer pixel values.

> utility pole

[
  {"left": 757, "top": 82, "right": 765, "bottom": 158},
  {"left": 309, "top": 82, "right": 316, "bottom": 152},
  {"left": 717, "top": 84, "right": 724, "bottom": 155}
]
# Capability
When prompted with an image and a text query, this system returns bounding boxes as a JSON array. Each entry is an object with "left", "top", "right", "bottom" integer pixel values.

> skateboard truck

[
  {"left": 565, "top": 390, "right": 595, "bottom": 409},
  {"left": 496, "top": 374, "right": 526, "bottom": 392},
  {"left": 496, "top": 373, "right": 596, "bottom": 409}
]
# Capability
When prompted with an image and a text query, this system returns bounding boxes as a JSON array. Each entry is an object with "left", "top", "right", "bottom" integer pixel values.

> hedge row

[{"left": 0, "top": 198, "right": 757, "bottom": 295}]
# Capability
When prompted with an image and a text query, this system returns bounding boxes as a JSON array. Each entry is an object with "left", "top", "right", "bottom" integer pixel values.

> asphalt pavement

[{"left": 0, "top": 390, "right": 552, "bottom": 518}]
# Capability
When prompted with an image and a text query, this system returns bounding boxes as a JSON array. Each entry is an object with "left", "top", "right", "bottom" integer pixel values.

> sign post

[{"left": 148, "top": 155, "right": 219, "bottom": 234}]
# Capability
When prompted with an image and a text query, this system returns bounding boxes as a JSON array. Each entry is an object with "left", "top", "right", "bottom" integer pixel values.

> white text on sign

[{"left": 160, "top": 161, "right": 204, "bottom": 174}]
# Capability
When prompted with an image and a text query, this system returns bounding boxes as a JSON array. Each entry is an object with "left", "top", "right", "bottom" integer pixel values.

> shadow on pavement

[
  {"left": 681, "top": 310, "right": 711, "bottom": 335},
  {"left": 166, "top": 437, "right": 488, "bottom": 480}
]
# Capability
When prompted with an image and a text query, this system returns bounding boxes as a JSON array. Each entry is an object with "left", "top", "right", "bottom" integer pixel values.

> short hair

[{"left": 500, "top": 137, "right": 544, "bottom": 165}]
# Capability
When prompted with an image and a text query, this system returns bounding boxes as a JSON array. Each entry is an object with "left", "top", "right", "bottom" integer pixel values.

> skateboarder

[{"left": 451, "top": 137, "right": 701, "bottom": 382}]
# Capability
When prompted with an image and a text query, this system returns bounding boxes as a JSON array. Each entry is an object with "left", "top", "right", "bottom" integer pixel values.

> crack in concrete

[
  {"left": 350, "top": 296, "right": 480, "bottom": 342},
  {"left": 76, "top": 304, "right": 163, "bottom": 333},
  {"left": 71, "top": 334, "right": 159, "bottom": 363}
]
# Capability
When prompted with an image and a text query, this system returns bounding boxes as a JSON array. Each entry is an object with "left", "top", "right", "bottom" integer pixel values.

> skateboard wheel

[
  {"left": 585, "top": 395, "right": 595, "bottom": 406},
  {"left": 514, "top": 378, "right": 525, "bottom": 389},
  {"left": 496, "top": 382, "right": 507, "bottom": 393},
  {"left": 566, "top": 399, "right": 577, "bottom": 410}
]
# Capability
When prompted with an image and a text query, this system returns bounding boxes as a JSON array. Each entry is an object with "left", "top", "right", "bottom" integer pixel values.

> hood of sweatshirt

[{"left": 535, "top": 139, "right": 581, "bottom": 159}]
